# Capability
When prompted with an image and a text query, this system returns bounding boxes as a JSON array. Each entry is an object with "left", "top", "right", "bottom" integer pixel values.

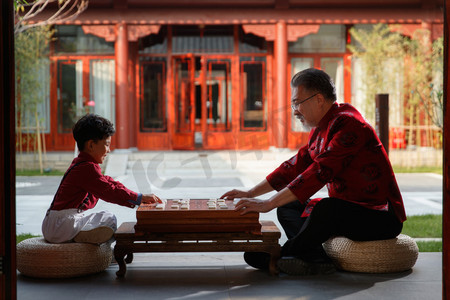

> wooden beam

[
  {"left": 31, "top": 7, "right": 443, "bottom": 25},
  {"left": 84, "top": 0, "right": 444, "bottom": 9}
]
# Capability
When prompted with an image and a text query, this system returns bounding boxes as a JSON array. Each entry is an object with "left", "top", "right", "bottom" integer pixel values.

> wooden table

[{"left": 114, "top": 220, "right": 281, "bottom": 276}]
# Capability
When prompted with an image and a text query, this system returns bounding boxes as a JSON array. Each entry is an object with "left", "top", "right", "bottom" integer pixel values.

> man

[{"left": 222, "top": 68, "right": 406, "bottom": 275}]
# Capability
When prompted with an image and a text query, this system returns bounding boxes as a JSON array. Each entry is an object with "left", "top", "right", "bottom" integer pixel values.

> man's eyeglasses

[{"left": 291, "top": 93, "right": 318, "bottom": 110}]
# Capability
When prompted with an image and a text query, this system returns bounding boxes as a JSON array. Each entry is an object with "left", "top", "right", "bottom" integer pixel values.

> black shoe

[
  {"left": 277, "top": 256, "right": 336, "bottom": 276},
  {"left": 243, "top": 252, "right": 270, "bottom": 270}
]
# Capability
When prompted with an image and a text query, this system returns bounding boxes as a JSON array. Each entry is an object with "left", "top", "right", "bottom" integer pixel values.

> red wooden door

[
  {"left": 203, "top": 58, "right": 234, "bottom": 149},
  {"left": 172, "top": 56, "right": 196, "bottom": 149}
]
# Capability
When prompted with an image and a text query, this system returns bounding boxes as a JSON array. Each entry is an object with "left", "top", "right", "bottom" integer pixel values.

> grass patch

[
  {"left": 16, "top": 169, "right": 64, "bottom": 176},
  {"left": 416, "top": 241, "right": 442, "bottom": 252},
  {"left": 402, "top": 214, "right": 442, "bottom": 252},
  {"left": 402, "top": 214, "right": 442, "bottom": 238},
  {"left": 16, "top": 233, "right": 41, "bottom": 244},
  {"left": 392, "top": 166, "right": 442, "bottom": 174}
]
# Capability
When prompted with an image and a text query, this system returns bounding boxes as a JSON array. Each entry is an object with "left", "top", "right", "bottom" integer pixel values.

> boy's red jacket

[{"left": 51, "top": 151, "right": 139, "bottom": 211}]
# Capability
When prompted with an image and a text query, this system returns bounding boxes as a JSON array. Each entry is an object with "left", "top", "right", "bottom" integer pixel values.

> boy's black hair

[{"left": 72, "top": 114, "right": 115, "bottom": 151}]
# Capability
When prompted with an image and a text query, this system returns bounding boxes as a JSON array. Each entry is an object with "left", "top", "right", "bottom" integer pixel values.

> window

[
  {"left": 172, "top": 25, "right": 234, "bottom": 54},
  {"left": 174, "top": 57, "right": 193, "bottom": 133},
  {"left": 89, "top": 60, "right": 116, "bottom": 124},
  {"left": 206, "top": 60, "right": 232, "bottom": 131},
  {"left": 241, "top": 58, "right": 266, "bottom": 130},
  {"left": 291, "top": 58, "right": 313, "bottom": 132},
  {"left": 140, "top": 58, "right": 167, "bottom": 132},
  {"left": 289, "top": 25, "right": 346, "bottom": 53},
  {"left": 321, "top": 57, "right": 344, "bottom": 102},
  {"left": 54, "top": 26, "right": 114, "bottom": 54},
  {"left": 57, "top": 60, "right": 83, "bottom": 133}
]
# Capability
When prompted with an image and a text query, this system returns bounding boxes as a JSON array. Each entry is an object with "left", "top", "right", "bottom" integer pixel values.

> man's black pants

[{"left": 277, "top": 198, "right": 403, "bottom": 262}]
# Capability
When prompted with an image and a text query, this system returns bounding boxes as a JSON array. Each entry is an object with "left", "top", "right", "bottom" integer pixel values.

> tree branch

[{"left": 15, "top": 0, "right": 88, "bottom": 35}]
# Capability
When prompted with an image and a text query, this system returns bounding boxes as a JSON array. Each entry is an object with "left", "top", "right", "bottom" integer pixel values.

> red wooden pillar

[
  {"left": 274, "top": 20, "right": 288, "bottom": 148},
  {"left": 443, "top": 2, "right": 449, "bottom": 299},
  {"left": 128, "top": 42, "right": 137, "bottom": 149},
  {"left": 115, "top": 22, "right": 130, "bottom": 149},
  {"left": 166, "top": 26, "right": 174, "bottom": 148},
  {"left": 344, "top": 25, "right": 352, "bottom": 104}
]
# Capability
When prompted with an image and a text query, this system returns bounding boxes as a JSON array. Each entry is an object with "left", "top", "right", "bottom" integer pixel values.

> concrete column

[
  {"left": 115, "top": 22, "right": 130, "bottom": 149},
  {"left": 274, "top": 21, "right": 287, "bottom": 148}
]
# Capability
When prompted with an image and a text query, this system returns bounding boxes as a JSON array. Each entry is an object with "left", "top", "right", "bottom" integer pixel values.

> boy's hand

[{"left": 141, "top": 194, "right": 164, "bottom": 205}]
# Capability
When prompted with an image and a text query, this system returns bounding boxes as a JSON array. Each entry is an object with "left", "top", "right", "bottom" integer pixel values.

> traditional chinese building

[{"left": 34, "top": 0, "right": 443, "bottom": 151}]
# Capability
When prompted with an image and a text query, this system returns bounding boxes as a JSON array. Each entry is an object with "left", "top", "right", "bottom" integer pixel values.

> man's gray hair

[{"left": 291, "top": 68, "right": 337, "bottom": 102}]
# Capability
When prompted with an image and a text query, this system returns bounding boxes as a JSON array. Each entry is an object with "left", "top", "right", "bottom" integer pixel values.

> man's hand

[
  {"left": 141, "top": 194, "right": 164, "bottom": 205},
  {"left": 221, "top": 179, "right": 273, "bottom": 200},
  {"left": 221, "top": 189, "right": 251, "bottom": 200},
  {"left": 234, "top": 198, "right": 273, "bottom": 215}
]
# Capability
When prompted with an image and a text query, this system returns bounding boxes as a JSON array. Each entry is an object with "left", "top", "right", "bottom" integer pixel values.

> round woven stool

[
  {"left": 17, "top": 237, "right": 112, "bottom": 278},
  {"left": 323, "top": 234, "right": 419, "bottom": 273}
]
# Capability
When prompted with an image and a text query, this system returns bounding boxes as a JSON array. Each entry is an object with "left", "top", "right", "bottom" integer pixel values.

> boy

[{"left": 42, "top": 114, "right": 162, "bottom": 244}]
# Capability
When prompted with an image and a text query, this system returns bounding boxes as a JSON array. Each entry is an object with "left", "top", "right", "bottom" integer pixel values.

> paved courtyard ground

[{"left": 15, "top": 150, "right": 443, "bottom": 300}]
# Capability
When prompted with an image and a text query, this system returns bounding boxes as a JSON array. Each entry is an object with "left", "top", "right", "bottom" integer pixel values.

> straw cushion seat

[
  {"left": 323, "top": 234, "right": 419, "bottom": 273},
  {"left": 17, "top": 237, "right": 112, "bottom": 278}
]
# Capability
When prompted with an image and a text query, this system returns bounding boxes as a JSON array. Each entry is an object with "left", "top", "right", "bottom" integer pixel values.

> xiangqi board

[{"left": 135, "top": 199, "right": 261, "bottom": 234}]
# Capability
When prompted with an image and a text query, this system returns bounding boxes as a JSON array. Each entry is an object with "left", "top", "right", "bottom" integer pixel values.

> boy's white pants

[{"left": 42, "top": 209, "right": 117, "bottom": 243}]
